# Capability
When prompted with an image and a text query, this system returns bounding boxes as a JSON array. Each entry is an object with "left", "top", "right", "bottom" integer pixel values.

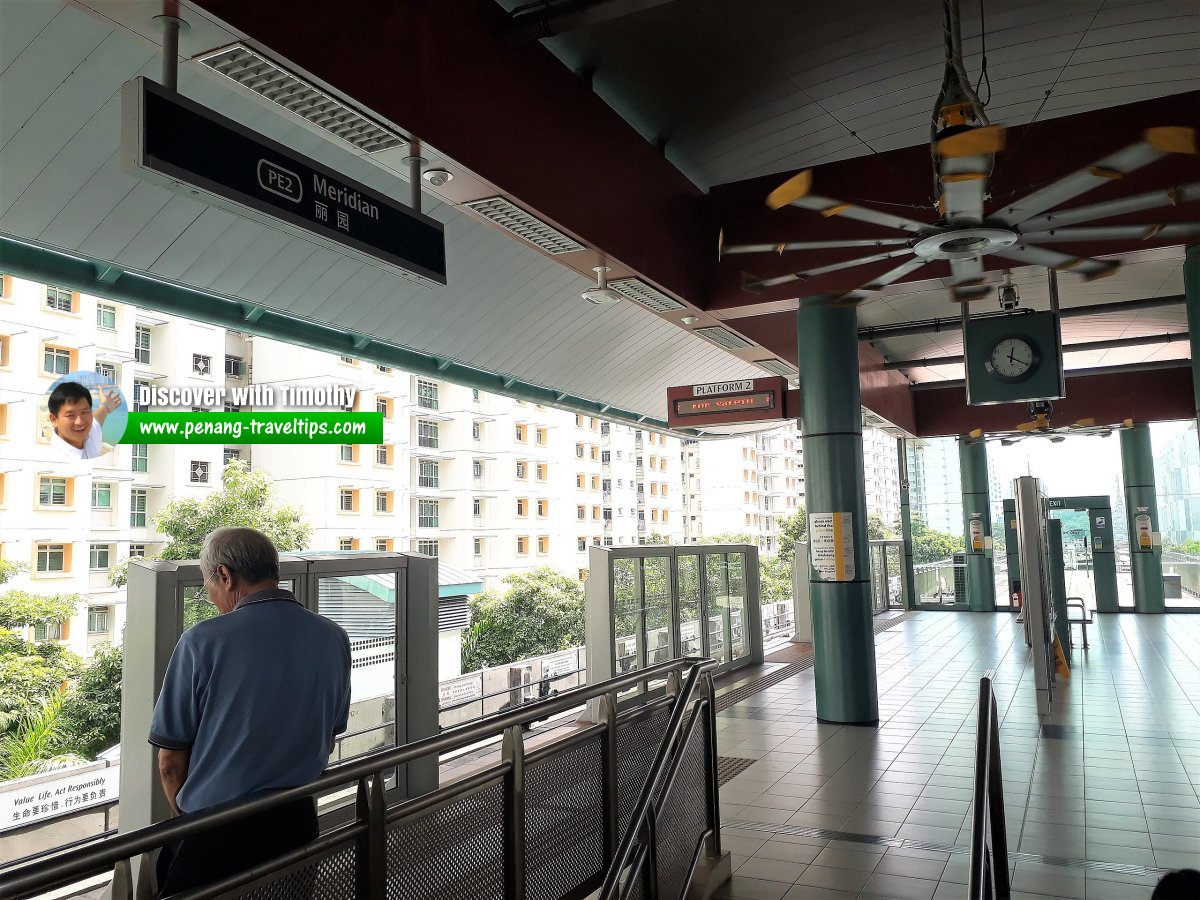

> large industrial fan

[{"left": 720, "top": 0, "right": 1200, "bottom": 303}]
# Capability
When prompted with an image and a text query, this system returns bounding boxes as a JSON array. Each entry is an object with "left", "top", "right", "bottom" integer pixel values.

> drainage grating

[
  {"left": 716, "top": 757, "right": 758, "bottom": 787},
  {"left": 724, "top": 819, "right": 1172, "bottom": 880},
  {"left": 716, "top": 611, "right": 919, "bottom": 712}
]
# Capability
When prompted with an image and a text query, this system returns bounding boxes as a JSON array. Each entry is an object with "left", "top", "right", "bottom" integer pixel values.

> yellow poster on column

[{"left": 810, "top": 512, "right": 855, "bottom": 581}]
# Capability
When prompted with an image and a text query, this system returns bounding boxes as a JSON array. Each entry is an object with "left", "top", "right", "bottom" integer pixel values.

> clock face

[{"left": 986, "top": 337, "right": 1039, "bottom": 382}]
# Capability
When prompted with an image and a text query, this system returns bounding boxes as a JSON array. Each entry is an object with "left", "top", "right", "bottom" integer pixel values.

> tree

[
  {"left": 0, "top": 590, "right": 80, "bottom": 630},
  {"left": 644, "top": 531, "right": 670, "bottom": 546},
  {"left": 111, "top": 460, "right": 312, "bottom": 627},
  {"left": 910, "top": 515, "right": 964, "bottom": 565},
  {"left": 776, "top": 509, "right": 808, "bottom": 563},
  {"left": 60, "top": 646, "right": 123, "bottom": 758},
  {"left": 759, "top": 555, "right": 792, "bottom": 604},
  {"left": 461, "top": 568, "right": 585, "bottom": 672},
  {"left": 0, "top": 692, "right": 86, "bottom": 781},
  {"left": 698, "top": 532, "right": 754, "bottom": 545},
  {"left": 867, "top": 514, "right": 898, "bottom": 541}
]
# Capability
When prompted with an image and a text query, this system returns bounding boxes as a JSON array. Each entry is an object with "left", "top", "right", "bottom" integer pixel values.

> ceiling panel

[{"left": 0, "top": 0, "right": 763, "bottom": 422}]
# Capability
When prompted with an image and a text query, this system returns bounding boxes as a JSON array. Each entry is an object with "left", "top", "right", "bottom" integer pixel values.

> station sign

[
  {"left": 667, "top": 376, "right": 792, "bottom": 429},
  {"left": 122, "top": 77, "right": 447, "bottom": 286}
]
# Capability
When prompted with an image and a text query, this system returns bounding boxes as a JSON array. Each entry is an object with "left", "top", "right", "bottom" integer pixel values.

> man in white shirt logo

[{"left": 49, "top": 381, "right": 120, "bottom": 461}]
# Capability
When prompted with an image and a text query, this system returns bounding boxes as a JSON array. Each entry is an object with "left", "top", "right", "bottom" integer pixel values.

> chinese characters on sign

[
  {"left": 0, "top": 765, "right": 119, "bottom": 832},
  {"left": 810, "top": 512, "right": 855, "bottom": 582}
]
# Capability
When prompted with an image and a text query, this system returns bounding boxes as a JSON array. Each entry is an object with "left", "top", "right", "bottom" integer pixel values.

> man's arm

[
  {"left": 156, "top": 747, "right": 191, "bottom": 816},
  {"left": 94, "top": 384, "right": 120, "bottom": 427}
]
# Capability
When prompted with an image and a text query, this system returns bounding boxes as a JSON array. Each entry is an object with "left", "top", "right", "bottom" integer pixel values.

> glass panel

[
  {"left": 886, "top": 544, "right": 905, "bottom": 607},
  {"left": 871, "top": 545, "right": 887, "bottom": 613},
  {"left": 676, "top": 555, "right": 702, "bottom": 657},
  {"left": 319, "top": 574, "right": 396, "bottom": 760},
  {"left": 613, "top": 557, "right": 639, "bottom": 675},
  {"left": 642, "top": 556, "right": 672, "bottom": 666},
  {"left": 727, "top": 552, "right": 750, "bottom": 660},
  {"left": 704, "top": 553, "right": 729, "bottom": 665}
]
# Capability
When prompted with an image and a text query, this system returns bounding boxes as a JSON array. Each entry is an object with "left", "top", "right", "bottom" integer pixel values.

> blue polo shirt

[{"left": 149, "top": 589, "right": 352, "bottom": 813}]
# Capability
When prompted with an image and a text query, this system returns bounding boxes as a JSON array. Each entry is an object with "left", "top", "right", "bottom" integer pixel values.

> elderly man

[{"left": 149, "top": 527, "right": 351, "bottom": 897}]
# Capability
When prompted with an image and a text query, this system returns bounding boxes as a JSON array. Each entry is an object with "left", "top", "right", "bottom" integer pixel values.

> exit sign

[{"left": 667, "top": 377, "right": 792, "bottom": 428}]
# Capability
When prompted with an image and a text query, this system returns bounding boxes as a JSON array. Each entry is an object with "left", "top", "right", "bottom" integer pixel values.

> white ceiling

[{"left": 0, "top": 0, "right": 764, "bottom": 422}]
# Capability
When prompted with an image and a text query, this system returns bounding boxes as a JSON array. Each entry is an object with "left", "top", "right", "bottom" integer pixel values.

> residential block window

[
  {"left": 474, "top": 538, "right": 483, "bottom": 556},
  {"left": 535, "top": 427, "right": 547, "bottom": 446},
  {"left": 134, "top": 326, "right": 152, "bottom": 364},
  {"left": 515, "top": 460, "right": 528, "bottom": 480},
  {"left": 575, "top": 414, "right": 584, "bottom": 427},
  {"left": 592, "top": 506, "right": 601, "bottom": 520},
  {"left": 131, "top": 443, "right": 148, "bottom": 472},
  {"left": 190, "top": 461, "right": 209, "bottom": 483},
  {"left": 651, "top": 483, "right": 658, "bottom": 496},
  {"left": 0, "top": 334, "right": 11, "bottom": 368},
  {"left": 472, "top": 388, "right": 481, "bottom": 402},
  {"left": 339, "top": 489, "right": 358, "bottom": 512},
  {"left": 516, "top": 498, "right": 529, "bottom": 517},
  {"left": 590, "top": 446, "right": 599, "bottom": 461},
  {"left": 472, "top": 421, "right": 481, "bottom": 440},
  {"left": 376, "top": 444, "right": 393, "bottom": 465},
  {"left": 418, "top": 459, "right": 439, "bottom": 488},
  {"left": 604, "top": 536, "right": 613, "bottom": 547},
  {"left": 339, "top": 356, "right": 357, "bottom": 365},
  {"left": 376, "top": 490, "right": 393, "bottom": 513},
  {"left": 192, "top": 354, "right": 212, "bottom": 376},
  {"left": 340, "top": 444, "right": 357, "bottom": 463},
  {"left": 577, "top": 505, "right": 586, "bottom": 520},
  {"left": 537, "top": 536, "right": 549, "bottom": 554},
  {"left": 97, "top": 303, "right": 116, "bottom": 329},
  {"left": 662, "top": 510, "right": 669, "bottom": 523},
  {"left": 89, "top": 543, "right": 111, "bottom": 570},
  {"left": 416, "top": 539, "right": 439, "bottom": 556},
  {"left": 515, "top": 423, "right": 528, "bottom": 442},
  {"left": 416, "top": 380, "right": 439, "bottom": 410},
  {"left": 575, "top": 443, "right": 585, "bottom": 458},
  {"left": 129, "top": 544, "right": 147, "bottom": 558},
  {"left": 36, "top": 542, "right": 67, "bottom": 573},
  {"left": 537, "top": 499, "right": 549, "bottom": 517},
  {"left": 418, "top": 420, "right": 439, "bottom": 448},
  {"left": 536, "top": 463, "right": 548, "bottom": 481},
  {"left": 375, "top": 538, "right": 391, "bottom": 552},
  {"left": 377, "top": 397, "right": 394, "bottom": 419},
  {"left": 591, "top": 476, "right": 601, "bottom": 490},
  {"left": 130, "top": 489, "right": 147, "bottom": 526},
  {"left": 516, "top": 536, "right": 530, "bottom": 555},
  {"left": 576, "top": 473, "right": 585, "bottom": 489},
  {"left": 38, "top": 477, "right": 69, "bottom": 507},
  {"left": 577, "top": 537, "right": 587, "bottom": 552},
  {"left": 662, "top": 485, "right": 669, "bottom": 498},
  {"left": 92, "top": 482, "right": 112, "bottom": 508},
  {"left": 45, "top": 286, "right": 74, "bottom": 313},
  {"left": 473, "top": 498, "right": 483, "bottom": 517},
  {"left": 418, "top": 499, "right": 439, "bottom": 528},
  {"left": 223, "top": 449, "right": 241, "bottom": 465},
  {"left": 377, "top": 364, "right": 393, "bottom": 373},
  {"left": 225, "top": 355, "right": 246, "bottom": 379},
  {"left": 473, "top": 460, "right": 483, "bottom": 478},
  {"left": 601, "top": 451, "right": 611, "bottom": 465},
  {"left": 590, "top": 418, "right": 598, "bottom": 430},
  {"left": 43, "top": 345, "right": 73, "bottom": 376},
  {"left": 33, "top": 622, "right": 63, "bottom": 641},
  {"left": 133, "top": 379, "right": 151, "bottom": 412},
  {"left": 338, "top": 538, "right": 356, "bottom": 551},
  {"left": 651, "top": 509, "right": 659, "bottom": 523},
  {"left": 88, "top": 606, "right": 110, "bottom": 634}
]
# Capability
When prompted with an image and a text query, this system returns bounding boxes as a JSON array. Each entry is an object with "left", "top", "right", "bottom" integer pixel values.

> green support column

[
  {"left": 1120, "top": 424, "right": 1165, "bottom": 613},
  {"left": 1046, "top": 519, "right": 1073, "bottom": 657},
  {"left": 1088, "top": 506, "right": 1120, "bottom": 613},
  {"left": 958, "top": 435, "right": 997, "bottom": 612},
  {"left": 798, "top": 297, "right": 879, "bottom": 724},
  {"left": 897, "top": 438, "right": 917, "bottom": 610},
  {"left": 1186, "top": 244, "right": 1200, "bottom": 445}
]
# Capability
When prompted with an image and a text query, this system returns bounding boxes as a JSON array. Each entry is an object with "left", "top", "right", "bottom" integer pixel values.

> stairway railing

[{"left": 968, "top": 670, "right": 1011, "bottom": 900}]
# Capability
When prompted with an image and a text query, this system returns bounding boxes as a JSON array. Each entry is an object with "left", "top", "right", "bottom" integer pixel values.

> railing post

[
  {"left": 355, "top": 774, "right": 386, "bottom": 900},
  {"left": 600, "top": 690, "right": 621, "bottom": 861},
  {"left": 702, "top": 670, "right": 723, "bottom": 858},
  {"left": 988, "top": 696, "right": 1011, "bottom": 899},
  {"left": 503, "top": 724, "right": 527, "bottom": 900},
  {"left": 644, "top": 812, "right": 660, "bottom": 900}
]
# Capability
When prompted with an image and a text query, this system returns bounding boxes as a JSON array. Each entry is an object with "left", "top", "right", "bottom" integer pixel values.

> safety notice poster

[{"left": 810, "top": 512, "right": 855, "bottom": 581}]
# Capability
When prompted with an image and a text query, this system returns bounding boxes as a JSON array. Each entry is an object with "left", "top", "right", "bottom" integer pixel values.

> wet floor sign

[{"left": 1053, "top": 635, "right": 1071, "bottom": 679}]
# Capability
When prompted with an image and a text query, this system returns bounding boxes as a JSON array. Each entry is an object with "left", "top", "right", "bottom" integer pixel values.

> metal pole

[
  {"left": 897, "top": 439, "right": 917, "bottom": 609},
  {"left": 600, "top": 691, "right": 620, "bottom": 862},
  {"left": 404, "top": 142, "right": 425, "bottom": 213},
  {"left": 1120, "top": 424, "right": 1166, "bottom": 613},
  {"left": 797, "top": 297, "right": 879, "bottom": 723},
  {"left": 155, "top": 15, "right": 185, "bottom": 92},
  {"left": 702, "top": 671, "right": 722, "bottom": 858},
  {"left": 959, "top": 434, "right": 997, "bottom": 612},
  {"left": 355, "top": 775, "right": 386, "bottom": 900},
  {"left": 502, "top": 724, "right": 527, "bottom": 900},
  {"left": 1185, "top": 244, "right": 1200, "bottom": 449}
]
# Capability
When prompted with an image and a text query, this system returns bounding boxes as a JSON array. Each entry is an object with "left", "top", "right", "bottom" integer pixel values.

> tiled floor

[{"left": 712, "top": 611, "right": 1200, "bottom": 900}]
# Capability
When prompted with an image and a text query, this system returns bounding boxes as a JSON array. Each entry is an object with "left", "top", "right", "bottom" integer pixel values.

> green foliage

[
  {"left": 867, "top": 514, "right": 897, "bottom": 541},
  {"left": 1171, "top": 538, "right": 1200, "bottom": 556},
  {"left": 910, "top": 514, "right": 964, "bottom": 565},
  {"left": 0, "top": 591, "right": 80, "bottom": 629},
  {"left": 759, "top": 555, "right": 792, "bottom": 604},
  {"left": 644, "top": 531, "right": 670, "bottom": 546},
  {"left": 460, "top": 568, "right": 585, "bottom": 672},
  {"left": 776, "top": 509, "right": 808, "bottom": 563},
  {"left": 0, "top": 632, "right": 82, "bottom": 735},
  {"left": 698, "top": 532, "right": 754, "bottom": 545},
  {"left": 59, "top": 646, "right": 123, "bottom": 759},
  {"left": 0, "top": 559, "right": 26, "bottom": 586},
  {"left": 0, "top": 692, "right": 86, "bottom": 781}
]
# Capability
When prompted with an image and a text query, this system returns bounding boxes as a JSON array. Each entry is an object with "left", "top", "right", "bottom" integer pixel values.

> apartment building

[
  {"left": 862, "top": 425, "right": 903, "bottom": 528},
  {"left": 0, "top": 274, "right": 685, "bottom": 661}
]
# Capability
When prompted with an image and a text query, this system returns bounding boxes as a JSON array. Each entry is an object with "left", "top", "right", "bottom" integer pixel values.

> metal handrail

[
  {"left": 967, "top": 671, "right": 1010, "bottom": 900},
  {"left": 0, "top": 656, "right": 707, "bottom": 900},
  {"left": 599, "top": 659, "right": 721, "bottom": 900}
]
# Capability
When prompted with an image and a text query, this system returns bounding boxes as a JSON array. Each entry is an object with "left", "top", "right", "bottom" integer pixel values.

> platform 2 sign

[
  {"left": 122, "top": 77, "right": 446, "bottom": 286},
  {"left": 667, "top": 377, "right": 790, "bottom": 429}
]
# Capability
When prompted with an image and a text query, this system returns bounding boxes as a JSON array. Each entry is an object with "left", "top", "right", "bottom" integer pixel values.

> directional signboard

[
  {"left": 122, "top": 77, "right": 447, "bottom": 286},
  {"left": 667, "top": 377, "right": 793, "bottom": 429}
]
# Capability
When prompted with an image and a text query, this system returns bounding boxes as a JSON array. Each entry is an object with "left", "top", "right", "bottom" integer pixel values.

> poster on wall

[{"left": 810, "top": 512, "right": 855, "bottom": 581}]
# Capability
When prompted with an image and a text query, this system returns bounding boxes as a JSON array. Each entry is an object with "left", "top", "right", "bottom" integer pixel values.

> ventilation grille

[
  {"left": 195, "top": 45, "right": 404, "bottom": 153},
  {"left": 755, "top": 359, "right": 797, "bottom": 377},
  {"left": 694, "top": 326, "right": 753, "bottom": 350},
  {"left": 462, "top": 198, "right": 584, "bottom": 254},
  {"left": 608, "top": 278, "right": 685, "bottom": 312}
]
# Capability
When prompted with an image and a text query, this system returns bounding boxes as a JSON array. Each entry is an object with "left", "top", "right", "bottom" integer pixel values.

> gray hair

[{"left": 200, "top": 527, "right": 280, "bottom": 585}]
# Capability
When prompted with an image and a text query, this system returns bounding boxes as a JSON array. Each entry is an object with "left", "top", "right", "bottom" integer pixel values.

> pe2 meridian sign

[{"left": 667, "top": 376, "right": 790, "bottom": 429}]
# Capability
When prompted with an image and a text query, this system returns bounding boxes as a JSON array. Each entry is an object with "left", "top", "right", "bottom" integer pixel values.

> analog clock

[{"left": 985, "top": 336, "right": 1039, "bottom": 383}]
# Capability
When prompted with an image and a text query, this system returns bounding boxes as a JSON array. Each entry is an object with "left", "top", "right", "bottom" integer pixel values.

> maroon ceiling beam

[{"left": 185, "top": 0, "right": 712, "bottom": 304}]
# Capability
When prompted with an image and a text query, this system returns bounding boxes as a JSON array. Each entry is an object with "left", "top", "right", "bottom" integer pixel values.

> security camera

[
  {"left": 422, "top": 168, "right": 453, "bottom": 187},
  {"left": 997, "top": 274, "right": 1019, "bottom": 311},
  {"left": 582, "top": 265, "right": 623, "bottom": 305}
]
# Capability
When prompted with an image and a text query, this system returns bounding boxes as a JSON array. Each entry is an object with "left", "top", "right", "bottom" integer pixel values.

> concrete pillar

[
  {"left": 959, "top": 435, "right": 997, "bottom": 612},
  {"left": 1120, "top": 423, "right": 1165, "bottom": 613},
  {"left": 1186, "top": 244, "right": 1200, "bottom": 448},
  {"left": 798, "top": 298, "right": 879, "bottom": 724},
  {"left": 897, "top": 438, "right": 917, "bottom": 609}
]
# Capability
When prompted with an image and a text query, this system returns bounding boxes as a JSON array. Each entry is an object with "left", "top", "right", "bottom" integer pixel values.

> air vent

[
  {"left": 608, "top": 278, "right": 685, "bottom": 312},
  {"left": 195, "top": 45, "right": 404, "bottom": 153},
  {"left": 755, "top": 359, "right": 797, "bottom": 377},
  {"left": 463, "top": 198, "right": 584, "bottom": 254},
  {"left": 694, "top": 326, "right": 753, "bottom": 350}
]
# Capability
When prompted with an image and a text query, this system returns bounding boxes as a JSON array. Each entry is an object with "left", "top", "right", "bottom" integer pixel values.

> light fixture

[{"left": 681, "top": 316, "right": 699, "bottom": 325}]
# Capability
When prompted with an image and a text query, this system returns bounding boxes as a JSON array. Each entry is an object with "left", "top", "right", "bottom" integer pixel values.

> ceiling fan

[
  {"left": 720, "top": 0, "right": 1200, "bottom": 304},
  {"left": 967, "top": 403, "right": 1134, "bottom": 446}
]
